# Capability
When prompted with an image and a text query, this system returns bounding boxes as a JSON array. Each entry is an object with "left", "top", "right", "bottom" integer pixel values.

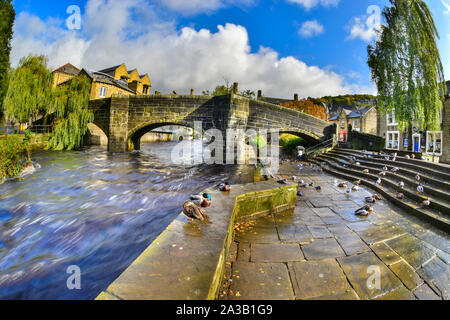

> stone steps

[
  {"left": 323, "top": 152, "right": 450, "bottom": 202},
  {"left": 316, "top": 154, "right": 450, "bottom": 216},
  {"left": 309, "top": 157, "right": 450, "bottom": 233},
  {"left": 335, "top": 149, "right": 450, "bottom": 182}
]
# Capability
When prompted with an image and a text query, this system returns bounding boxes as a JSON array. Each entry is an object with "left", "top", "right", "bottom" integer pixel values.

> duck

[
  {"left": 219, "top": 182, "right": 231, "bottom": 192},
  {"left": 352, "top": 185, "right": 360, "bottom": 192},
  {"left": 355, "top": 209, "right": 369, "bottom": 216},
  {"left": 398, "top": 181, "right": 405, "bottom": 189},
  {"left": 391, "top": 167, "right": 399, "bottom": 174},
  {"left": 354, "top": 180, "right": 361, "bottom": 186},
  {"left": 190, "top": 193, "right": 212, "bottom": 208},
  {"left": 363, "top": 169, "right": 370, "bottom": 174},
  {"left": 338, "top": 182, "right": 348, "bottom": 188},
  {"left": 183, "top": 201, "right": 206, "bottom": 222},
  {"left": 358, "top": 205, "right": 374, "bottom": 213},
  {"left": 374, "top": 194, "right": 382, "bottom": 201},
  {"left": 397, "top": 193, "right": 404, "bottom": 200},
  {"left": 417, "top": 184, "right": 424, "bottom": 194}
]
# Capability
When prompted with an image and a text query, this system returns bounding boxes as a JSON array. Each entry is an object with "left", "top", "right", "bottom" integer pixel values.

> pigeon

[
  {"left": 345, "top": 188, "right": 352, "bottom": 195},
  {"left": 356, "top": 162, "right": 361, "bottom": 166},
  {"left": 365, "top": 196, "right": 376, "bottom": 204},
  {"left": 363, "top": 169, "right": 370, "bottom": 174},
  {"left": 397, "top": 193, "right": 404, "bottom": 200},
  {"left": 411, "top": 154, "right": 415, "bottom": 159},
  {"left": 391, "top": 167, "right": 399, "bottom": 174},
  {"left": 376, "top": 178, "right": 382, "bottom": 186},
  {"left": 299, "top": 183, "right": 308, "bottom": 188},
  {"left": 378, "top": 171, "right": 386, "bottom": 176},
  {"left": 415, "top": 175, "right": 421, "bottom": 182},
  {"left": 417, "top": 184, "right": 424, "bottom": 194},
  {"left": 298, "top": 180, "right": 305, "bottom": 185},
  {"left": 315, "top": 186, "right": 322, "bottom": 191},
  {"left": 309, "top": 182, "right": 315, "bottom": 187},
  {"left": 219, "top": 182, "right": 231, "bottom": 192},
  {"left": 374, "top": 194, "right": 382, "bottom": 201},
  {"left": 277, "top": 179, "right": 288, "bottom": 185},
  {"left": 352, "top": 185, "right": 360, "bottom": 192},
  {"left": 422, "top": 199, "right": 431, "bottom": 207},
  {"left": 297, "top": 191, "right": 303, "bottom": 197},
  {"left": 383, "top": 166, "right": 388, "bottom": 171},
  {"left": 354, "top": 180, "right": 361, "bottom": 186},
  {"left": 406, "top": 155, "right": 410, "bottom": 159},
  {"left": 392, "top": 157, "right": 397, "bottom": 162},
  {"left": 338, "top": 182, "right": 348, "bottom": 188},
  {"left": 334, "top": 179, "right": 338, "bottom": 185},
  {"left": 292, "top": 176, "right": 297, "bottom": 181},
  {"left": 385, "top": 156, "right": 390, "bottom": 161},
  {"left": 398, "top": 181, "right": 405, "bottom": 189}
]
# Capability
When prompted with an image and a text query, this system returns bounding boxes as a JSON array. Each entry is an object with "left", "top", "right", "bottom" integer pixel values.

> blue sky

[{"left": 10, "top": 0, "right": 450, "bottom": 98}]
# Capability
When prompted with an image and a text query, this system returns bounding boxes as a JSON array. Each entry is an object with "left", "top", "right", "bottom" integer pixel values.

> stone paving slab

[
  {"left": 375, "top": 286, "right": 416, "bottom": 300},
  {"left": 337, "top": 252, "right": 403, "bottom": 299},
  {"left": 416, "top": 257, "right": 450, "bottom": 300},
  {"left": 387, "top": 234, "right": 436, "bottom": 270},
  {"left": 251, "top": 243, "right": 304, "bottom": 262},
  {"left": 277, "top": 222, "right": 313, "bottom": 243},
  {"left": 228, "top": 262, "right": 294, "bottom": 300},
  {"left": 335, "top": 232, "right": 371, "bottom": 256},
  {"left": 389, "top": 260, "right": 424, "bottom": 290},
  {"left": 370, "top": 242, "right": 402, "bottom": 266},
  {"left": 302, "top": 238, "right": 346, "bottom": 260},
  {"left": 288, "top": 259, "right": 353, "bottom": 300},
  {"left": 413, "top": 283, "right": 442, "bottom": 300},
  {"left": 307, "top": 225, "right": 333, "bottom": 239}
]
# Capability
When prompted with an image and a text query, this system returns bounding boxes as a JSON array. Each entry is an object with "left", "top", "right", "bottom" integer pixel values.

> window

[
  {"left": 340, "top": 119, "right": 345, "bottom": 129},
  {"left": 426, "top": 131, "right": 442, "bottom": 156},
  {"left": 352, "top": 119, "right": 360, "bottom": 131},
  {"left": 386, "top": 131, "right": 400, "bottom": 150},
  {"left": 99, "top": 86, "right": 107, "bottom": 98},
  {"left": 387, "top": 113, "right": 397, "bottom": 126}
]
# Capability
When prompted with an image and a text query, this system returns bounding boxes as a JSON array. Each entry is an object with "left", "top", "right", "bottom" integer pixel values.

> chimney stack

[
  {"left": 232, "top": 82, "right": 239, "bottom": 94},
  {"left": 294, "top": 94, "right": 299, "bottom": 102}
]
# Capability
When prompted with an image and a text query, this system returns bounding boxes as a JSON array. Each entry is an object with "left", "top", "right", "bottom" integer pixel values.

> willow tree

[
  {"left": 4, "top": 55, "right": 53, "bottom": 125},
  {"left": 0, "top": 0, "right": 15, "bottom": 118},
  {"left": 367, "top": 0, "right": 446, "bottom": 131},
  {"left": 49, "top": 73, "right": 93, "bottom": 150}
]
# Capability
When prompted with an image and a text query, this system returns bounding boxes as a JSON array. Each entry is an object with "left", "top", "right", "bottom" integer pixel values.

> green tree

[
  {"left": 241, "top": 90, "right": 255, "bottom": 99},
  {"left": 367, "top": 0, "right": 446, "bottom": 131},
  {"left": 213, "top": 85, "right": 231, "bottom": 96},
  {"left": 49, "top": 73, "right": 93, "bottom": 150},
  {"left": 4, "top": 55, "right": 53, "bottom": 125},
  {"left": 0, "top": 0, "right": 15, "bottom": 119}
]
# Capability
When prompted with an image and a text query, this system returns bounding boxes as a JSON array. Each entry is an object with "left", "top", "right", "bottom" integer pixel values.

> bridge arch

[{"left": 127, "top": 121, "right": 201, "bottom": 151}]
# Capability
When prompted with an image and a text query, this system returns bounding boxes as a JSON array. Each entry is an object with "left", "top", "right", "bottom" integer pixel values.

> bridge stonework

[{"left": 88, "top": 94, "right": 333, "bottom": 153}]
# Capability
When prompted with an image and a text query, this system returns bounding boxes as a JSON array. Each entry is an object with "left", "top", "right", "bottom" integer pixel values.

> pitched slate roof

[
  {"left": 347, "top": 107, "right": 373, "bottom": 119},
  {"left": 53, "top": 63, "right": 80, "bottom": 75},
  {"left": 82, "top": 69, "right": 135, "bottom": 93}
]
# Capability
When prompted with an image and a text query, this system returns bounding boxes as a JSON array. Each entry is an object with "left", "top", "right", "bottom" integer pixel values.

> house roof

[
  {"left": 347, "top": 107, "right": 373, "bottom": 119},
  {"left": 97, "top": 65, "right": 123, "bottom": 74},
  {"left": 81, "top": 69, "right": 136, "bottom": 93},
  {"left": 53, "top": 63, "right": 80, "bottom": 75}
]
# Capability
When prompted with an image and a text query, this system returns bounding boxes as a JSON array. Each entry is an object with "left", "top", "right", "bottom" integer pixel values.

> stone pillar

[
  {"left": 108, "top": 96, "right": 130, "bottom": 153},
  {"left": 294, "top": 94, "right": 299, "bottom": 102},
  {"left": 232, "top": 82, "right": 239, "bottom": 95}
]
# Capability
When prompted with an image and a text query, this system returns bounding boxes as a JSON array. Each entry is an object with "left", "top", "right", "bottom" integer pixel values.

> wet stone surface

[{"left": 219, "top": 167, "right": 450, "bottom": 300}]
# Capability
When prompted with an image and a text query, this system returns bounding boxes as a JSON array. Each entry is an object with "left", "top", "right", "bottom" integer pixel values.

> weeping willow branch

[
  {"left": 49, "top": 74, "right": 93, "bottom": 151},
  {"left": 367, "top": 0, "right": 446, "bottom": 131}
]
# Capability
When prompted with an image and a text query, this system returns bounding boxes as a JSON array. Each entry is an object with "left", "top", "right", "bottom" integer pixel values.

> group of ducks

[{"left": 182, "top": 182, "right": 231, "bottom": 222}]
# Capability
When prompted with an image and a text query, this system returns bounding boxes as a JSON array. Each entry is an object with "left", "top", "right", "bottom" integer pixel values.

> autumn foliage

[{"left": 281, "top": 100, "right": 327, "bottom": 120}]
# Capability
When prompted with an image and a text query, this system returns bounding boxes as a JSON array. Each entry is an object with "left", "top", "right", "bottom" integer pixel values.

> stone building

[
  {"left": 377, "top": 81, "right": 449, "bottom": 161},
  {"left": 328, "top": 106, "right": 377, "bottom": 142},
  {"left": 52, "top": 63, "right": 152, "bottom": 100}
]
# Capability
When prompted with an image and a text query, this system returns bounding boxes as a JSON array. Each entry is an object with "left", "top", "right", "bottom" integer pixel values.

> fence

[{"left": 0, "top": 125, "right": 52, "bottom": 135}]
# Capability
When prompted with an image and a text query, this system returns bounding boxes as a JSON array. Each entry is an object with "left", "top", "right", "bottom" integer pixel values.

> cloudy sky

[{"left": 10, "top": 0, "right": 450, "bottom": 98}]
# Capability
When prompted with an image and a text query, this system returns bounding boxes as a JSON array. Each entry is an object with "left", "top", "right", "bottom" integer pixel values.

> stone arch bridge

[{"left": 89, "top": 94, "right": 334, "bottom": 153}]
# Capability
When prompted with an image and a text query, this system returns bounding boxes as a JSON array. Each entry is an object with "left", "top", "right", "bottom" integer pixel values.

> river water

[{"left": 0, "top": 142, "right": 255, "bottom": 300}]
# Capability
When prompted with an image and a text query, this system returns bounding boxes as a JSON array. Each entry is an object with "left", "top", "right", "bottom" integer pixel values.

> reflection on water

[{"left": 0, "top": 142, "right": 254, "bottom": 300}]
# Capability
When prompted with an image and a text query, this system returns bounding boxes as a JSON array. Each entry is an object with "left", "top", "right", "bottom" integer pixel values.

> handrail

[{"left": 306, "top": 138, "right": 334, "bottom": 153}]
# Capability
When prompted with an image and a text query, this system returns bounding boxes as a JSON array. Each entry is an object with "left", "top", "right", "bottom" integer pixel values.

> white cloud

[
  {"left": 298, "top": 20, "right": 324, "bottom": 38},
  {"left": 159, "top": 0, "right": 256, "bottom": 16},
  {"left": 287, "top": 0, "right": 339, "bottom": 11},
  {"left": 347, "top": 5, "right": 382, "bottom": 42},
  {"left": 10, "top": 0, "right": 373, "bottom": 99},
  {"left": 442, "top": 0, "right": 450, "bottom": 14}
]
